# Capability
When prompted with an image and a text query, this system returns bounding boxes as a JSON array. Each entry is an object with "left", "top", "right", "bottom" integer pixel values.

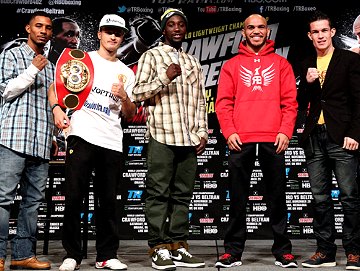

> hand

[
  {"left": 306, "top": 67, "right": 319, "bottom": 83},
  {"left": 166, "top": 63, "right": 181, "bottom": 81},
  {"left": 53, "top": 106, "right": 70, "bottom": 129},
  {"left": 112, "top": 77, "right": 127, "bottom": 101},
  {"left": 227, "top": 133, "right": 242, "bottom": 151},
  {"left": 274, "top": 133, "right": 289, "bottom": 154},
  {"left": 32, "top": 54, "right": 48, "bottom": 71},
  {"left": 195, "top": 137, "right": 207, "bottom": 155},
  {"left": 343, "top": 137, "right": 359, "bottom": 151}
]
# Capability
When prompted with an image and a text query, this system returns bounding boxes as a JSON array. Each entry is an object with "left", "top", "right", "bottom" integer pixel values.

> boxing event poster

[{"left": 1, "top": 0, "right": 359, "bottom": 240}]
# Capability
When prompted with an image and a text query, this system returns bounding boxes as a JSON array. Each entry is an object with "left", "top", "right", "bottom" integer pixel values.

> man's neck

[
  {"left": 317, "top": 45, "right": 334, "bottom": 57},
  {"left": 27, "top": 40, "right": 44, "bottom": 55},
  {"left": 164, "top": 40, "right": 182, "bottom": 50},
  {"left": 97, "top": 47, "right": 117, "bottom": 62}
]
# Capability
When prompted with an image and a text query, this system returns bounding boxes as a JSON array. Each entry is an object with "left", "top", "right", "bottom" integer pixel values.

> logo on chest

[{"left": 240, "top": 62, "right": 275, "bottom": 92}]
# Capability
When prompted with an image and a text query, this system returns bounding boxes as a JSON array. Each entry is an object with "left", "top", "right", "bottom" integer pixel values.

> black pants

[
  {"left": 224, "top": 143, "right": 292, "bottom": 258},
  {"left": 306, "top": 126, "right": 360, "bottom": 256},
  {"left": 62, "top": 136, "right": 123, "bottom": 263}
]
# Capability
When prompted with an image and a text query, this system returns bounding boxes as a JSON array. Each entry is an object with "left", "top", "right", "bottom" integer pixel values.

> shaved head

[
  {"left": 353, "top": 14, "right": 360, "bottom": 34},
  {"left": 244, "top": 14, "right": 267, "bottom": 27}
]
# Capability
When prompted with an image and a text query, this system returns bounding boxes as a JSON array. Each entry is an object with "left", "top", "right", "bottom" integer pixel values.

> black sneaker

[
  {"left": 170, "top": 247, "right": 205, "bottom": 268},
  {"left": 275, "top": 254, "right": 298, "bottom": 268},
  {"left": 151, "top": 248, "right": 176, "bottom": 270},
  {"left": 215, "top": 253, "right": 242, "bottom": 268},
  {"left": 346, "top": 254, "right": 360, "bottom": 270},
  {"left": 302, "top": 252, "right": 336, "bottom": 268}
]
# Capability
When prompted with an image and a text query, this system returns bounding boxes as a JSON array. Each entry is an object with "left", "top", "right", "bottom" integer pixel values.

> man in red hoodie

[{"left": 215, "top": 14, "right": 298, "bottom": 268}]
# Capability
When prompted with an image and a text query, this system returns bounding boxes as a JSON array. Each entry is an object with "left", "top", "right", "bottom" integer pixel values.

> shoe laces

[
  {"left": 311, "top": 252, "right": 326, "bottom": 260},
  {"left": 156, "top": 248, "right": 171, "bottom": 260},
  {"left": 62, "top": 258, "right": 76, "bottom": 266},
  {"left": 282, "top": 254, "right": 295, "bottom": 261},
  {"left": 178, "top": 247, "right": 193, "bottom": 258},
  {"left": 348, "top": 254, "right": 360, "bottom": 263},
  {"left": 220, "top": 253, "right": 232, "bottom": 260}
]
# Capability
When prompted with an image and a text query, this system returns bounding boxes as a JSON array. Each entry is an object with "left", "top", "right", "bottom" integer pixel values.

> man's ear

[
  {"left": 330, "top": 28, "right": 336, "bottom": 38},
  {"left": 307, "top": 32, "right": 313, "bottom": 41},
  {"left": 25, "top": 24, "right": 31, "bottom": 35},
  {"left": 241, "top": 29, "right": 245, "bottom": 39}
]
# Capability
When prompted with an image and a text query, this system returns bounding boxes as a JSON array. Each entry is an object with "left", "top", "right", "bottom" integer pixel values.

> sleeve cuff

[{"left": 26, "top": 64, "right": 40, "bottom": 79}]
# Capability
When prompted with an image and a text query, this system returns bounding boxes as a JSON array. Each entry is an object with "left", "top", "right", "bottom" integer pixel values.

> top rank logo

[
  {"left": 128, "top": 146, "right": 143, "bottom": 156},
  {"left": 128, "top": 190, "right": 143, "bottom": 200}
]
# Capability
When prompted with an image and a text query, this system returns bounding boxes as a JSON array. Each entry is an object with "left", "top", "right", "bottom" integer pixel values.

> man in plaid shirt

[
  {"left": 133, "top": 8, "right": 208, "bottom": 271},
  {"left": 0, "top": 11, "right": 55, "bottom": 271}
]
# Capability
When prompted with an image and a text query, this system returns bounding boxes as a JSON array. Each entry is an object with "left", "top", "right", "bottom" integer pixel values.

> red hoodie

[{"left": 215, "top": 40, "right": 298, "bottom": 143}]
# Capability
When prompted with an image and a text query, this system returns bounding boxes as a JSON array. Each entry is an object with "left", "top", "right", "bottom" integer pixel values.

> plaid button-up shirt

[
  {"left": 0, "top": 42, "right": 55, "bottom": 159},
  {"left": 133, "top": 42, "right": 208, "bottom": 146}
]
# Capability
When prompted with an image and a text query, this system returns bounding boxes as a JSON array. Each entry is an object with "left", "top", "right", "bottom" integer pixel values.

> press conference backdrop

[{"left": 2, "top": 0, "right": 359, "bottom": 240}]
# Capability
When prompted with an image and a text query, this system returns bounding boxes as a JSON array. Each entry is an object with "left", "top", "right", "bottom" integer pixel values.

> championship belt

[{"left": 55, "top": 48, "right": 94, "bottom": 110}]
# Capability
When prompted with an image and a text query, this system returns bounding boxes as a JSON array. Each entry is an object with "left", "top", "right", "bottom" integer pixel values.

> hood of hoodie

[{"left": 238, "top": 39, "right": 275, "bottom": 56}]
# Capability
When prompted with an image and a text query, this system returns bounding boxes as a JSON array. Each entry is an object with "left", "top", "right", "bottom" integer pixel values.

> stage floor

[{"left": 3, "top": 239, "right": 348, "bottom": 270}]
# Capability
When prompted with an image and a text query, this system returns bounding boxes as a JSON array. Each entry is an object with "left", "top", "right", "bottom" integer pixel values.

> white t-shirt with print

[{"left": 68, "top": 51, "right": 135, "bottom": 152}]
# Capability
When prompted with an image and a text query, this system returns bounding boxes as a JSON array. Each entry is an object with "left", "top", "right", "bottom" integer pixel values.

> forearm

[
  {"left": 48, "top": 83, "right": 59, "bottom": 107},
  {"left": 2, "top": 64, "right": 39, "bottom": 101},
  {"left": 132, "top": 52, "right": 170, "bottom": 102},
  {"left": 132, "top": 76, "right": 168, "bottom": 102},
  {"left": 121, "top": 96, "right": 137, "bottom": 120}
]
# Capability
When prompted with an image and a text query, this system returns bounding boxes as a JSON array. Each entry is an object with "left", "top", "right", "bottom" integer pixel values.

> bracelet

[
  {"left": 51, "top": 103, "right": 60, "bottom": 111},
  {"left": 121, "top": 95, "right": 128, "bottom": 103}
]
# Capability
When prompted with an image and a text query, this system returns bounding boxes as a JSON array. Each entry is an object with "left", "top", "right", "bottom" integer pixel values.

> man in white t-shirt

[{"left": 48, "top": 14, "right": 136, "bottom": 271}]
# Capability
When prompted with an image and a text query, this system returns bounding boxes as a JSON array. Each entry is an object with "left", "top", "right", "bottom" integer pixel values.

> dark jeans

[
  {"left": 145, "top": 137, "right": 197, "bottom": 248},
  {"left": 224, "top": 143, "right": 292, "bottom": 258},
  {"left": 62, "top": 136, "right": 123, "bottom": 263},
  {"left": 306, "top": 125, "right": 360, "bottom": 256}
]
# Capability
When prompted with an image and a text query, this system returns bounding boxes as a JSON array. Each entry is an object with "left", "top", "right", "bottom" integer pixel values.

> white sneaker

[
  {"left": 59, "top": 258, "right": 80, "bottom": 271},
  {"left": 152, "top": 248, "right": 176, "bottom": 270},
  {"left": 95, "top": 259, "right": 127, "bottom": 270}
]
